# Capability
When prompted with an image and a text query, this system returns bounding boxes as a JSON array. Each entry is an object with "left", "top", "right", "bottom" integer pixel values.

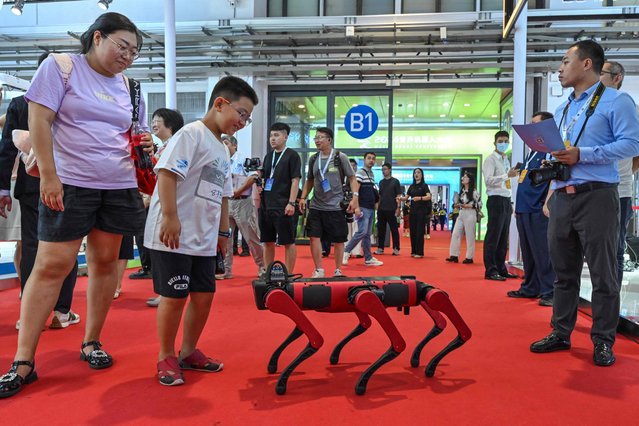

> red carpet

[{"left": 1, "top": 231, "right": 638, "bottom": 424}]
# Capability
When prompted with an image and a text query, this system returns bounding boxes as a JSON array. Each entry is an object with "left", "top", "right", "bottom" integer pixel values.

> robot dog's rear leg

[
  {"left": 330, "top": 312, "right": 372, "bottom": 365},
  {"left": 410, "top": 301, "right": 447, "bottom": 368},
  {"left": 352, "top": 290, "right": 406, "bottom": 395},
  {"left": 265, "top": 289, "right": 324, "bottom": 394},
  {"left": 422, "top": 288, "right": 472, "bottom": 377}
]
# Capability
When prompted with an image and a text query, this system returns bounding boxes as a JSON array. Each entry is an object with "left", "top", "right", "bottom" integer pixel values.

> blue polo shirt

[
  {"left": 552, "top": 81, "right": 639, "bottom": 189},
  {"left": 516, "top": 151, "right": 550, "bottom": 213}
]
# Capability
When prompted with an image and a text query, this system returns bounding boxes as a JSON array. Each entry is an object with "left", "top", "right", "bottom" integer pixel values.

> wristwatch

[
  {"left": 218, "top": 228, "right": 232, "bottom": 238},
  {"left": 288, "top": 201, "right": 296, "bottom": 207}
]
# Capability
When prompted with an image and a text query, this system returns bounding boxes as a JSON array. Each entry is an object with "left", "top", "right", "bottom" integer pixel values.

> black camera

[
  {"left": 528, "top": 161, "right": 570, "bottom": 186},
  {"left": 340, "top": 185, "right": 354, "bottom": 223},
  {"left": 244, "top": 157, "right": 263, "bottom": 187}
]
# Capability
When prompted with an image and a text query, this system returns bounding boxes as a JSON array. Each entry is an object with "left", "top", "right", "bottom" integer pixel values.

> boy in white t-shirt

[{"left": 143, "top": 76, "right": 259, "bottom": 386}]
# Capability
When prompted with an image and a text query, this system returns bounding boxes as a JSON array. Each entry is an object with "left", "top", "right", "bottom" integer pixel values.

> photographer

[
  {"left": 530, "top": 40, "right": 639, "bottom": 367},
  {"left": 220, "top": 135, "right": 264, "bottom": 279},
  {"left": 299, "top": 127, "right": 357, "bottom": 278},
  {"left": 259, "top": 123, "right": 301, "bottom": 273}
]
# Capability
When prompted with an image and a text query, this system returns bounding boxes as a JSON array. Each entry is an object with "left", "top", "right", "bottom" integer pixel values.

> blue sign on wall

[{"left": 344, "top": 105, "right": 379, "bottom": 139}]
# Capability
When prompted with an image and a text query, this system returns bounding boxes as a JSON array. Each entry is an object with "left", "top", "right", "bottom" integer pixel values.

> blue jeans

[{"left": 345, "top": 207, "right": 374, "bottom": 260}]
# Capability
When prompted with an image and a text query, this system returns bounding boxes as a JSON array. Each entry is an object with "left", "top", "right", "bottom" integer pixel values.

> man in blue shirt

[
  {"left": 530, "top": 40, "right": 639, "bottom": 366},
  {"left": 508, "top": 112, "right": 556, "bottom": 306}
]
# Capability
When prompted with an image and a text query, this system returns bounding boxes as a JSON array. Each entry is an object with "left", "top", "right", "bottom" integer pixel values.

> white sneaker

[
  {"left": 334, "top": 268, "right": 344, "bottom": 277},
  {"left": 364, "top": 257, "right": 384, "bottom": 266},
  {"left": 374, "top": 249, "right": 384, "bottom": 255},
  {"left": 215, "top": 273, "right": 226, "bottom": 280},
  {"left": 50, "top": 310, "right": 81, "bottom": 329},
  {"left": 342, "top": 252, "right": 351, "bottom": 265},
  {"left": 392, "top": 249, "right": 400, "bottom": 256},
  {"left": 426, "top": 234, "right": 431, "bottom": 240},
  {"left": 311, "top": 268, "right": 325, "bottom": 278}
]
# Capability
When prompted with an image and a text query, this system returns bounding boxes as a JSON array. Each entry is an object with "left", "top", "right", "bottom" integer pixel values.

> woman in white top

[{"left": 446, "top": 172, "right": 481, "bottom": 264}]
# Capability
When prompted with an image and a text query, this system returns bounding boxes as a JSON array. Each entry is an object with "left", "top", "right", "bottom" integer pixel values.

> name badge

[
  {"left": 518, "top": 169, "right": 528, "bottom": 184},
  {"left": 265, "top": 178, "right": 274, "bottom": 191},
  {"left": 321, "top": 179, "right": 331, "bottom": 192},
  {"left": 505, "top": 179, "right": 512, "bottom": 190}
]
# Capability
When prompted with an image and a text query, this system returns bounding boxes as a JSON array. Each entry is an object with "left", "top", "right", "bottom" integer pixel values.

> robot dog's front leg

[{"left": 265, "top": 289, "right": 324, "bottom": 394}]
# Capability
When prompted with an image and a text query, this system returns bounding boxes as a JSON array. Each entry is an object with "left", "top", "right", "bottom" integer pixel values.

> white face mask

[{"left": 496, "top": 142, "right": 509, "bottom": 153}]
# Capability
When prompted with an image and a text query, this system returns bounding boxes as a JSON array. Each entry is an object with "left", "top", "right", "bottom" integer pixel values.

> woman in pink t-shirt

[{"left": 0, "top": 12, "right": 151, "bottom": 398}]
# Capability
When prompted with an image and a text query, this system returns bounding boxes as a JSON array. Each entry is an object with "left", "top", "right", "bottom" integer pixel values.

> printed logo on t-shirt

[
  {"left": 94, "top": 91, "right": 115, "bottom": 102},
  {"left": 167, "top": 274, "right": 190, "bottom": 291},
  {"left": 176, "top": 159, "right": 189, "bottom": 170}
]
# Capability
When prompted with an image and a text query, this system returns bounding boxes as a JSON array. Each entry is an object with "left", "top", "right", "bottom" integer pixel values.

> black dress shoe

[
  {"left": 445, "top": 256, "right": 459, "bottom": 263},
  {"left": 539, "top": 296, "right": 553, "bottom": 307},
  {"left": 485, "top": 274, "right": 506, "bottom": 281},
  {"left": 0, "top": 360, "right": 37, "bottom": 398},
  {"left": 593, "top": 343, "right": 615, "bottom": 366},
  {"left": 507, "top": 290, "right": 537, "bottom": 299},
  {"left": 530, "top": 333, "right": 571, "bottom": 353},
  {"left": 462, "top": 258, "right": 473, "bottom": 264},
  {"left": 501, "top": 272, "right": 519, "bottom": 279}
]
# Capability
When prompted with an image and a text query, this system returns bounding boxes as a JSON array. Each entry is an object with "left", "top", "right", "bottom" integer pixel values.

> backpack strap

[
  {"left": 334, "top": 150, "right": 346, "bottom": 185},
  {"left": 308, "top": 152, "right": 318, "bottom": 178},
  {"left": 126, "top": 76, "right": 141, "bottom": 122},
  {"left": 51, "top": 53, "right": 73, "bottom": 87}
]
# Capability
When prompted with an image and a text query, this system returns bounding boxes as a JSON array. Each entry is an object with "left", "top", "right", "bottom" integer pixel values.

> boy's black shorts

[{"left": 150, "top": 249, "right": 216, "bottom": 299}]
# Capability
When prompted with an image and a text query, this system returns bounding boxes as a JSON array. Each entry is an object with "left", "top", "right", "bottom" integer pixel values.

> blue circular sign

[{"left": 344, "top": 105, "right": 379, "bottom": 139}]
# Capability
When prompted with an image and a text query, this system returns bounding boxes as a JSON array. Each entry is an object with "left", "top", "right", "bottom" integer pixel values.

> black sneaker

[{"left": 129, "top": 268, "right": 152, "bottom": 279}]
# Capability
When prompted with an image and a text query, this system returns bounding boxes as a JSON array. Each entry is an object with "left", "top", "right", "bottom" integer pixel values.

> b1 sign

[{"left": 344, "top": 105, "right": 378, "bottom": 139}]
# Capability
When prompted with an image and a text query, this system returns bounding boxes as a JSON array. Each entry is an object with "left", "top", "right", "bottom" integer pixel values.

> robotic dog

[{"left": 252, "top": 262, "right": 472, "bottom": 395}]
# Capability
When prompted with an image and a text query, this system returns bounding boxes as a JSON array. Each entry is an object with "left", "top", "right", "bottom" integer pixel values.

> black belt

[
  {"left": 556, "top": 182, "right": 616, "bottom": 194},
  {"left": 231, "top": 195, "right": 250, "bottom": 200}
]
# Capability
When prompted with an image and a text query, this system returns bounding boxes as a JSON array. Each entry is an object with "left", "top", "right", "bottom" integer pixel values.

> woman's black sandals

[{"left": 80, "top": 341, "right": 113, "bottom": 369}]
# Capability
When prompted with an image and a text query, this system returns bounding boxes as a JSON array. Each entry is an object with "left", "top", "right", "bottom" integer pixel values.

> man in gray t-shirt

[{"left": 299, "top": 127, "right": 358, "bottom": 278}]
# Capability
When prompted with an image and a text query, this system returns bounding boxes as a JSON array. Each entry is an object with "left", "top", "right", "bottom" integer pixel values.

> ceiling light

[
  {"left": 491, "top": 114, "right": 498, "bottom": 118},
  {"left": 298, "top": 104, "right": 305, "bottom": 108},
  {"left": 11, "top": 0, "right": 25, "bottom": 16},
  {"left": 309, "top": 115, "right": 315, "bottom": 119},
  {"left": 334, "top": 104, "right": 339, "bottom": 108},
  {"left": 442, "top": 102, "right": 449, "bottom": 107},
  {"left": 97, "top": 0, "right": 112, "bottom": 10},
  {"left": 352, "top": 103, "right": 358, "bottom": 107},
  {"left": 340, "top": 114, "right": 345, "bottom": 118},
  {"left": 439, "top": 114, "right": 446, "bottom": 118},
  {"left": 408, "top": 114, "right": 414, "bottom": 118},
  {"left": 408, "top": 103, "right": 414, "bottom": 108},
  {"left": 464, "top": 103, "right": 471, "bottom": 107},
  {"left": 459, "top": 114, "right": 465, "bottom": 118}
]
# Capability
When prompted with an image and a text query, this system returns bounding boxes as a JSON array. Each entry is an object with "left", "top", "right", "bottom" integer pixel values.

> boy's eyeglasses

[
  {"left": 313, "top": 136, "right": 328, "bottom": 141},
  {"left": 103, "top": 34, "right": 140, "bottom": 61},
  {"left": 600, "top": 70, "right": 618, "bottom": 76},
  {"left": 221, "top": 98, "right": 252, "bottom": 125}
]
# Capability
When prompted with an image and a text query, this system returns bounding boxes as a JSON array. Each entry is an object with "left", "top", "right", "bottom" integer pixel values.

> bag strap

[
  {"left": 126, "top": 77, "right": 141, "bottom": 122},
  {"left": 51, "top": 53, "right": 73, "bottom": 87}
]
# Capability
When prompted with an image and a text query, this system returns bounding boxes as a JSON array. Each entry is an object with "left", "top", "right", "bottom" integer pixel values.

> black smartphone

[{"left": 514, "top": 162, "right": 523, "bottom": 170}]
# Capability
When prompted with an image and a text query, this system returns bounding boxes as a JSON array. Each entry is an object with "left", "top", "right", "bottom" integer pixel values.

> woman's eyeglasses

[{"left": 103, "top": 34, "right": 140, "bottom": 61}]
